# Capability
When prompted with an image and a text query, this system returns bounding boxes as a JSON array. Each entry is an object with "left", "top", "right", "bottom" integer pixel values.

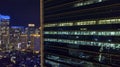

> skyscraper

[
  {"left": 43, "top": 0, "right": 120, "bottom": 67},
  {"left": 0, "top": 14, "right": 10, "bottom": 50},
  {"left": 30, "top": 34, "right": 40, "bottom": 53},
  {"left": 10, "top": 26, "right": 26, "bottom": 50}
]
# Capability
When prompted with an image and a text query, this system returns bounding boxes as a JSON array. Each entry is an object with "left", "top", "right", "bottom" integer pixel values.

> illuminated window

[
  {"left": 76, "top": 20, "right": 96, "bottom": 26},
  {"left": 58, "top": 22, "right": 73, "bottom": 26},
  {"left": 44, "top": 31, "right": 120, "bottom": 36},
  {"left": 74, "top": 0, "right": 107, "bottom": 7},
  {"left": 44, "top": 18, "right": 120, "bottom": 27},
  {"left": 44, "top": 38, "right": 119, "bottom": 49},
  {"left": 98, "top": 18, "right": 120, "bottom": 24}
]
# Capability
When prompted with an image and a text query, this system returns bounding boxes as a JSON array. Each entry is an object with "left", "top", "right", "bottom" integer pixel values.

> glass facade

[
  {"left": 44, "top": 0, "right": 120, "bottom": 67},
  {"left": 74, "top": 0, "right": 107, "bottom": 7},
  {"left": 45, "top": 18, "right": 120, "bottom": 27}
]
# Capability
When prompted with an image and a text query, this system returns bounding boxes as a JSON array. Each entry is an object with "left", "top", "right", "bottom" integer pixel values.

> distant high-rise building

[
  {"left": 43, "top": 0, "right": 120, "bottom": 67},
  {"left": 10, "top": 26, "right": 26, "bottom": 50},
  {"left": 30, "top": 34, "right": 40, "bottom": 53},
  {"left": 26, "top": 24, "right": 40, "bottom": 48},
  {"left": 19, "top": 34, "right": 27, "bottom": 51},
  {"left": 28, "top": 24, "right": 36, "bottom": 34},
  {"left": 0, "top": 14, "right": 10, "bottom": 50},
  {"left": 11, "top": 26, "right": 25, "bottom": 34}
]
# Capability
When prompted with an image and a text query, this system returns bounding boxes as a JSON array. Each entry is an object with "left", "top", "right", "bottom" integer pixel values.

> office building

[
  {"left": 30, "top": 34, "right": 40, "bottom": 53},
  {"left": 10, "top": 26, "right": 26, "bottom": 50},
  {"left": 19, "top": 34, "right": 27, "bottom": 51},
  {"left": 43, "top": 0, "right": 120, "bottom": 67},
  {"left": 26, "top": 24, "right": 41, "bottom": 50},
  {"left": 28, "top": 24, "right": 36, "bottom": 34},
  {"left": 0, "top": 14, "right": 10, "bottom": 50}
]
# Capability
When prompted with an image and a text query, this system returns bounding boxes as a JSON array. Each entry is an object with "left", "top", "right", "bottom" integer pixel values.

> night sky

[{"left": 0, "top": 0, "right": 40, "bottom": 27}]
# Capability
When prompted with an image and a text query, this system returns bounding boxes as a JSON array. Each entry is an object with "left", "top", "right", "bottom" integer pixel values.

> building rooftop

[{"left": 0, "top": 14, "right": 10, "bottom": 20}]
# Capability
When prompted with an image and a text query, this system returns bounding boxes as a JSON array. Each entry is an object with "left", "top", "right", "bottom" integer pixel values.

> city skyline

[
  {"left": 0, "top": 0, "right": 41, "bottom": 67},
  {"left": 0, "top": 0, "right": 40, "bottom": 27},
  {"left": 0, "top": 0, "right": 120, "bottom": 67}
]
